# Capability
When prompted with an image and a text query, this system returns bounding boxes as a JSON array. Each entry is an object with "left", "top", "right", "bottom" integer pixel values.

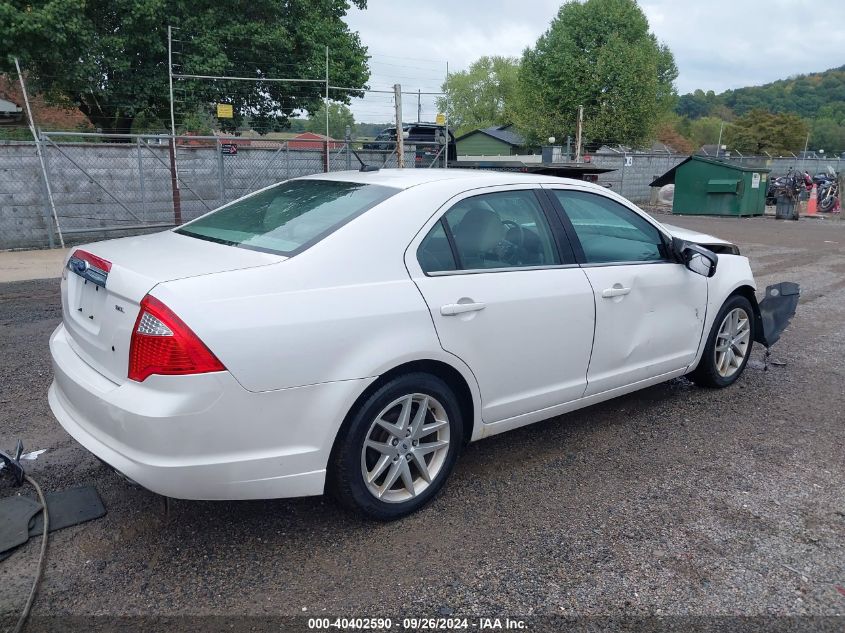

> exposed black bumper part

[{"left": 754, "top": 282, "right": 800, "bottom": 348}]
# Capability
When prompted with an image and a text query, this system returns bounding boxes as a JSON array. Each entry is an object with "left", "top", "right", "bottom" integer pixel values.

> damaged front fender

[{"left": 752, "top": 282, "right": 800, "bottom": 348}]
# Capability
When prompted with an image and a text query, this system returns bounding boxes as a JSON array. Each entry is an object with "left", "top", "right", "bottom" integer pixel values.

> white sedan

[{"left": 48, "top": 169, "right": 797, "bottom": 520}]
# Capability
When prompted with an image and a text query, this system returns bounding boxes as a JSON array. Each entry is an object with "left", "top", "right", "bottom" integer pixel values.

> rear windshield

[{"left": 176, "top": 179, "right": 398, "bottom": 256}]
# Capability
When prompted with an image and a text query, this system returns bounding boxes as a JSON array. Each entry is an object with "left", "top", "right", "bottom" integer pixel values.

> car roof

[{"left": 298, "top": 168, "right": 591, "bottom": 191}]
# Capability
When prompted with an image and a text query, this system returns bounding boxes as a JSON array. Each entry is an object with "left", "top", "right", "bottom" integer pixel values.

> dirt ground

[{"left": 1, "top": 213, "right": 843, "bottom": 626}]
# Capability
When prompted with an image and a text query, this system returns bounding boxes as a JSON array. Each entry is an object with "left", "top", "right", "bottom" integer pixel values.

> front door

[
  {"left": 546, "top": 187, "right": 708, "bottom": 396},
  {"left": 407, "top": 187, "right": 596, "bottom": 423}
]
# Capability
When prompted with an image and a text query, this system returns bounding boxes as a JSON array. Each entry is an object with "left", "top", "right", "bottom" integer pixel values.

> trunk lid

[{"left": 61, "top": 230, "right": 283, "bottom": 384}]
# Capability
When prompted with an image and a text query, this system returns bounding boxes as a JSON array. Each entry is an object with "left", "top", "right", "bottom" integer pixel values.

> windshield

[{"left": 176, "top": 179, "right": 399, "bottom": 256}]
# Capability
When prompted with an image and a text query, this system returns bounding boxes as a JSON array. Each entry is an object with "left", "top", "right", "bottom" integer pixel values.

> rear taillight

[{"left": 128, "top": 295, "right": 225, "bottom": 382}]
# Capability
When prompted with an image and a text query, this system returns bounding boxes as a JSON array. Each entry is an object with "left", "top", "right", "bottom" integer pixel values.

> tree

[
  {"left": 810, "top": 118, "right": 845, "bottom": 153},
  {"left": 688, "top": 116, "right": 725, "bottom": 148},
  {"left": 655, "top": 114, "right": 694, "bottom": 154},
  {"left": 436, "top": 56, "right": 520, "bottom": 134},
  {"left": 676, "top": 90, "right": 711, "bottom": 119},
  {"left": 514, "top": 0, "right": 677, "bottom": 147},
  {"left": 724, "top": 109, "right": 809, "bottom": 155},
  {"left": 0, "top": 0, "right": 370, "bottom": 136},
  {"left": 305, "top": 102, "right": 355, "bottom": 139}
]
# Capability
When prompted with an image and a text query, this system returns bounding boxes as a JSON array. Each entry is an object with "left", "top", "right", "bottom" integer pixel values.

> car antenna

[{"left": 350, "top": 149, "right": 380, "bottom": 172}]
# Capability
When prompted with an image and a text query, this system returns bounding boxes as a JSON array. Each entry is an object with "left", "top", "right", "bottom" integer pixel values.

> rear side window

[
  {"left": 418, "top": 190, "right": 563, "bottom": 273},
  {"left": 418, "top": 220, "right": 457, "bottom": 274},
  {"left": 177, "top": 180, "right": 398, "bottom": 256},
  {"left": 552, "top": 190, "right": 668, "bottom": 264}
]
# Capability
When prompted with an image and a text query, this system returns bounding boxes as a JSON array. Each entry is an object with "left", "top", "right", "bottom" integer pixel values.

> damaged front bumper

[{"left": 753, "top": 282, "right": 800, "bottom": 348}]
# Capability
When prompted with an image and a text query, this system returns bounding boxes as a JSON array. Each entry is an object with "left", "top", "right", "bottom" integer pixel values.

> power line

[{"left": 172, "top": 73, "right": 325, "bottom": 84}]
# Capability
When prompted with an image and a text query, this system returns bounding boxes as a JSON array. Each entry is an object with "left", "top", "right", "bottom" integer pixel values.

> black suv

[{"left": 364, "top": 123, "right": 457, "bottom": 161}]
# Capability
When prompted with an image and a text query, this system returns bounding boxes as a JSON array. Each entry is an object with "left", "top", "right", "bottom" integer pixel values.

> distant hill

[{"left": 677, "top": 65, "right": 845, "bottom": 121}]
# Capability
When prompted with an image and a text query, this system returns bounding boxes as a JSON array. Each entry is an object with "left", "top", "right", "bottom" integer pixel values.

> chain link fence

[
  {"left": 5, "top": 134, "right": 840, "bottom": 251},
  {"left": 0, "top": 133, "right": 449, "bottom": 250}
]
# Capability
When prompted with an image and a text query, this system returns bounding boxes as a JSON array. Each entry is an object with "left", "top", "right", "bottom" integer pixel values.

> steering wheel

[
  {"left": 501, "top": 220, "right": 525, "bottom": 248},
  {"left": 494, "top": 220, "right": 525, "bottom": 265}
]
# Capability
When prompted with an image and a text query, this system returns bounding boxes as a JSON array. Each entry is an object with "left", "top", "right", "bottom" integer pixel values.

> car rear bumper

[{"left": 48, "top": 323, "right": 373, "bottom": 500}]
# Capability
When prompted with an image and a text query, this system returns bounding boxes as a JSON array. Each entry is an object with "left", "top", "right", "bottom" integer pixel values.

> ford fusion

[{"left": 49, "top": 169, "right": 797, "bottom": 520}]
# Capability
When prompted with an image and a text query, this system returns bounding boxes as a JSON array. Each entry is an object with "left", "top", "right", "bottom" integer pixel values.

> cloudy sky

[{"left": 344, "top": 0, "right": 845, "bottom": 122}]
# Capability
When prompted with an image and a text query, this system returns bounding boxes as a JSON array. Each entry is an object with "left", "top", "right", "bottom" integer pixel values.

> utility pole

[
  {"left": 325, "top": 46, "right": 331, "bottom": 172},
  {"left": 444, "top": 61, "right": 449, "bottom": 169},
  {"left": 394, "top": 84, "right": 404, "bottom": 168},
  {"left": 801, "top": 131, "right": 810, "bottom": 171},
  {"left": 417, "top": 89, "right": 421, "bottom": 123},
  {"left": 167, "top": 26, "right": 182, "bottom": 224},
  {"left": 574, "top": 105, "right": 584, "bottom": 163},
  {"left": 715, "top": 121, "right": 724, "bottom": 158},
  {"left": 15, "top": 57, "right": 63, "bottom": 248}
]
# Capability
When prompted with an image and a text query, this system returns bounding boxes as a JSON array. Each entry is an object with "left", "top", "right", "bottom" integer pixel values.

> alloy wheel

[
  {"left": 714, "top": 307, "right": 751, "bottom": 378},
  {"left": 360, "top": 393, "right": 451, "bottom": 503}
]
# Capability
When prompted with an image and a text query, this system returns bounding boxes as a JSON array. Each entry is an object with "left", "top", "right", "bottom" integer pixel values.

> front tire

[
  {"left": 691, "top": 295, "right": 754, "bottom": 388},
  {"left": 820, "top": 194, "right": 836, "bottom": 212},
  {"left": 328, "top": 373, "right": 462, "bottom": 520}
]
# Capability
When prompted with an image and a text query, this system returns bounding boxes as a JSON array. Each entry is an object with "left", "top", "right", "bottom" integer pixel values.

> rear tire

[
  {"left": 328, "top": 372, "right": 462, "bottom": 521},
  {"left": 691, "top": 295, "right": 755, "bottom": 388}
]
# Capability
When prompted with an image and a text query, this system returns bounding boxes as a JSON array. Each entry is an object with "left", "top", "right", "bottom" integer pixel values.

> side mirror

[{"left": 673, "top": 238, "right": 718, "bottom": 277}]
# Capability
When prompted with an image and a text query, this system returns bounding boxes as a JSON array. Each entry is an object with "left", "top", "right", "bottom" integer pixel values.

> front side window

[
  {"left": 177, "top": 180, "right": 398, "bottom": 256},
  {"left": 551, "top": 190, "right": 668, "bottom": 264},
  {"left": 418, "top": 190, "right": 562, "bottom": 273}
]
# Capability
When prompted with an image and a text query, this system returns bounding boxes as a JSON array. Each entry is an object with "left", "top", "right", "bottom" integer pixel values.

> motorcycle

[
  {"left": 804, "top": 167, "right": 839, "bottom": 212},
  {"left": 816, "top": 168, "right": 839, "bottom": 212},
  {"left": 766, "top": 169, "right": 804, "bottom": 206}
]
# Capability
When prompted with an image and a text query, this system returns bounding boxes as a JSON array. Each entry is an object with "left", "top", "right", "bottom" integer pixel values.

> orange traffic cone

[{"left": 808, "top": 184, "right": 818, "bottom": 215}]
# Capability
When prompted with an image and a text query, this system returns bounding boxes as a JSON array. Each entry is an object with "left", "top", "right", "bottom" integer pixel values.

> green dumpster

[{"left": 650, "top": 156, "right": 770, "bottom": 217}]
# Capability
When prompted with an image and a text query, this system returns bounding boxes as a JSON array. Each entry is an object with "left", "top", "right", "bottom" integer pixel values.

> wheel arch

[
  {"left": 728, "top": 284, "right": 765, "bottom": 344},
  {"left": 689, "top": 259, "right": 758, "bottom": 372},
  {"left": 329, "top": 358, "right": 479, "bottom": 470}
]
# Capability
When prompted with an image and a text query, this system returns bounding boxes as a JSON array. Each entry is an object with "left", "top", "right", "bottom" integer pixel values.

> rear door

[
  {"left": 545, "top": 186, "right": 708, "bottom": 396},
  {"left": 406, "top": 186, "right": 595, "bottom": 423}
]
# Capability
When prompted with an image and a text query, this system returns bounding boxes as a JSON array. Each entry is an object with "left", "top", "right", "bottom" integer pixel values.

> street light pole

[{"left": 394, "top": 84, "right": 404, "bottom": 168}]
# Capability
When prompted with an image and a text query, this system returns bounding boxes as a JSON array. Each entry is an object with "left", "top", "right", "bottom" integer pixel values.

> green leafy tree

[
  {"left": 514, "top": 0, "right": 677, "bottom": 147},
  {"left": 688, "top": 116, "right": 725, "bottom": 148},
  {"left": 724, "top": 109, "right": 809, "bottom": 154},
  {"left": 305, "top": 101, "right": 355, "bottom": 139},
  {"left": 0, "top": 0, "right": 369, "bottom": 136},
  {"left": 353, "top": 121, "right": 392, "bottom": 139},
  {"left": 810, "top": 118, "right": 845, "bottom": 153},
  {"left": 677, "top": 65, "right": 845, "bottom": 122},
  {"left": 436, "top": 56, "right": 520, "bottom": 134}
]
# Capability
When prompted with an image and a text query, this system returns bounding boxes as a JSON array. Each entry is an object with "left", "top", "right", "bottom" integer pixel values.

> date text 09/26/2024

[{"left": 307, "top": 617, "right": 528, "bottom": 630}]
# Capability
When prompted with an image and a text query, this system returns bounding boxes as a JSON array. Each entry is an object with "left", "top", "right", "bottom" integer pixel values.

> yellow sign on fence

[
  {"left": 435, "top": 113, "right": 446, "bottom": 126},
  {"left": 216, "top": 104, "right": 234, "bottom": 119}
]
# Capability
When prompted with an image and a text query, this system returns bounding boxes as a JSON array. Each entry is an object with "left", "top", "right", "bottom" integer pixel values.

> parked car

[
  {"left": 363, "top": 123, "right": 457, "bottom": 161},
  {"left": 49, "top": 170, "right": 797, "bottom": 520}
]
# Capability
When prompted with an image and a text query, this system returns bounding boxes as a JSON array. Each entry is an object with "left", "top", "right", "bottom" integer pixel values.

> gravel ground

[{"left": 0, "top": 214, "right": 844, "bottom": 625}]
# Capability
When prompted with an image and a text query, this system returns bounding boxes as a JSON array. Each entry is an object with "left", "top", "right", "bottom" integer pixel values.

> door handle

[
  {"left": 601, "top": 286, "right": 631, "bottom": 298},
  {"left": 441, "top": 302, "right": 486, "bottom": 316}
]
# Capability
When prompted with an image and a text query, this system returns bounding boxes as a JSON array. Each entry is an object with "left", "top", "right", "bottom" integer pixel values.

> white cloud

[{"left": 344, "top": 0, "right": 845, "bottom": 122}]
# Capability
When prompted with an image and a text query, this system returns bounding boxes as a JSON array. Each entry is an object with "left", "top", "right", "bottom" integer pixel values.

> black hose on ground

[{"left": 7, "top": 474, "right": 49, "bottom": 633}]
